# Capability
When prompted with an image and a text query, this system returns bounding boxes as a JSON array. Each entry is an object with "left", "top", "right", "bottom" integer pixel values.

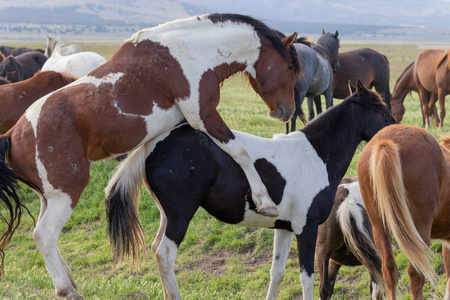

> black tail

[{"left": 0, "top": 136, "right": 38, "bottom": 277}]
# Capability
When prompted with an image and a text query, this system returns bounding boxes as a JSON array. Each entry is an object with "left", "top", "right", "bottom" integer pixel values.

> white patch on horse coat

[
  {"left": 300, "top": 269, "right": 315, "bottom": 300},
  {"left": 232, "top": 130, "right": 329, "bottom": 234},
  {"left": 337, "top": 181, "right": 368, "bottom": 234},
  {"left": 25, "top": 73, "right": 124, "bottom": 137},
  {"left": 129, "top": 15, "right": 261, "bottom": 130}
]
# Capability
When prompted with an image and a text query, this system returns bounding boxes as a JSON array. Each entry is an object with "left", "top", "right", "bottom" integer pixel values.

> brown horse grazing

[
  {"left": 0, "top": 13, "right": 300, "bottom": 299},
  {"left": 357, "top": 124, "right": 450, "bottom": 299},
  {"left": 414, "top": 49, "right": 450, "bottom": 129},
  {"left": 0, "top": 71, "right": 78, "bottom": 134},
  {"left": 316, "top": 177, "right": 384, "bottom": 300},
  {"left": 390, "top": 61, "right": 439, "bottom": 126}
]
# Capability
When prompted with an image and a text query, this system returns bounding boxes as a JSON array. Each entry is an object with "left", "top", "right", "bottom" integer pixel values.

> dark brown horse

[
  {"left": 0, "top": 71, "right": 78, "bottom": 133},
  {"left": 358, "top": 124, "right": 450, "bottom": 299},
  {"left": 288, "top": 47, "right": 391, "bottom": 132},
  {"left": 414, "top": 49, "right": 450, "bottom": 128},
  {"left": 0, "top": 51, "right": 48, "bottom": 84},
  {"left": 390, "top": 61, "right": 439, "bottom": 126},
  {"left": 0, "top": 45, "right": 44, "bottom": 57},
  {"left": 333, "top": 48, "right": 391, "bottom": 108},
  {"left": 0, "top": 14, "right": 300, "bottom": 299},
  {"left": 317, "top": 177, "right": 384, "bottom": 300}
]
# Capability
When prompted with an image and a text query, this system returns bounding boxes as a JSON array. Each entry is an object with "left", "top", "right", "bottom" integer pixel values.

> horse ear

[
  {"left": 356, "top": 79, "right": 369, "bottom": 96},
  {"left": 283, "top": 32, "right": 298, "bottom": 47},
  {"left": 348, "top": 80, "right": 356, "bottom": 95},
  {"left": 322, "top": 29, "right": 325, "bottom": 35},
  {"left": 335, "top": 30, "right": 339, "bottom": 38}
]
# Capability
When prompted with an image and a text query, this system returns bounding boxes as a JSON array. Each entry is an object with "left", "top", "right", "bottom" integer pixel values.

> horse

[
  {"left": 316, "top": 177, "right": 384, "bottom": 300},
  {"left": 0, "top": 45, "right": 44, "bottom": 57},
  {"left": 390, "top": 61, "right": 439, "bottom": 126},
  {"left": 41, "top": 51, "right": 106, "bottom": 77},
  {"left": 0, "top": 51, "right": 48, "bottom": 84},
  {"left": 357, "top": 124, "right": 450, "bottom": 299},
  {"left": 287, "top": 47, "right": 391, "bottom": 132},
  {"left": 104, "top": 80, "right": 395, "bottom": 300},
  {"left": 0, "top": 13, "right": 300, "bottom": 299},
  {"left": 413, "top": 49, "right": 450, "bottom": 128},
  {"left": 44, "top": 35, "right": 83, "bottom": 57},
  {"left": 286, "top": 30, "right": 340, "bottom": 132},
  {"left": 0, "top": 71, "right": 78, "bottom": 134}
]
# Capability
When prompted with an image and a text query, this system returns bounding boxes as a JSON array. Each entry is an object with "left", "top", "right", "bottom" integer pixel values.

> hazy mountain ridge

[{"left": 0, "top": 1, "right": 449, "bottom": 42}]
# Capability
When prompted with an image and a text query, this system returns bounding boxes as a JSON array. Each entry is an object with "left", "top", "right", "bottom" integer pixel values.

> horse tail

[
  {"left": 369, "top": 139, "right": 436, "bottom": 282},
  {"left": 104, "top": 146, "right": 147, "bottom": 268},
  {"left": 0, "top": 135, "right": 38, "bottom": 277},
  {"left": 337, "top": 195, "right": 384, "bottom": 290}
]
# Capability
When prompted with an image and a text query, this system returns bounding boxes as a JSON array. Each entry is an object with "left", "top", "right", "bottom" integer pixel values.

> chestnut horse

[
  {"left": 0, "top": 71, "right": 78, "bottom": 133},
  {"left": 390, "top": 61, "right": 439, "bottom": 126},
  {"left": 317, "top": 177, "right": 384, "bottom": 300},
  {"left": 105, "top": 80, "right": 394, "bottom": 300},
  {"left": 414, "top": 49, "right": 450, "bottom": 128},
  {"left": 0, "top": 14, "right": 300, "bottom": 299},
  {"left": 358, "top": 124, "right": 450, "bottom": 299}
]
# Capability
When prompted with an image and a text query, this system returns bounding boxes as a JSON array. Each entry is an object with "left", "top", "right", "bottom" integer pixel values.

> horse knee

[{"left": 269, "top": 263, "right": 286, "bottom": 283}]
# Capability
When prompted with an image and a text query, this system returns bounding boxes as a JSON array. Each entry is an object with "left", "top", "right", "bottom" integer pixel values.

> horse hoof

[{"left": 257, "top": 205, "right": 279, "bottom": 217}]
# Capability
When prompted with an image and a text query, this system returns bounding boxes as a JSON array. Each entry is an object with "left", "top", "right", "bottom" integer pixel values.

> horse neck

[
  {"left": 392, "top": 63, "right": 415, "bottom": 102},
  {"left": 301, "top": 105, "right": 363, "bottom": 183}
]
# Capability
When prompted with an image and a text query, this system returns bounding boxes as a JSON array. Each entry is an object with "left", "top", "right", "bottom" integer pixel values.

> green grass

[{"left": 0, "top": 41, "right": 449, "bottom": 299}]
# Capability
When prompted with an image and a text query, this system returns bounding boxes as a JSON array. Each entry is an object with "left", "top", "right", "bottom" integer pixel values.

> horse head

[
  {"left": 316, "top": 30, "right": 340, "bottom": 73},
  {"left": 0, "top": 55, "right": 22, "bottom": 83},
  {"left": 348, "top": 79, "right": 396, "bottom": 141},
  {"left": 44, "top": 35, "right": 59, "bottom": 57},
  {"left": 247, "top": 31, "right": 300, "bottom": 123}
]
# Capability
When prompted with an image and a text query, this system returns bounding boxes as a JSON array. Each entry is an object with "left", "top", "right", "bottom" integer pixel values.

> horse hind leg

[
  {"left": 33, "top": 192, "right": 83, "bottom": 298},
  {"left": 443, "top": 242, "right": 450, "bottom": 300}
]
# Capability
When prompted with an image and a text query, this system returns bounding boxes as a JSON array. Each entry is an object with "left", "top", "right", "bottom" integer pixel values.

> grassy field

[{"left": 0, "top": 40, "right": 449, "bottom": 299}]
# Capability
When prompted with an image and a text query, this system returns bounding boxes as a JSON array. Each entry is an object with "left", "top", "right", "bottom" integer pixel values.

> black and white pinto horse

[
  {"left": 104, "top": 80, "right": 395, "bottom": 299},
  {"left": 317, "top": 177, "right": 384, "bottom": 300},
  {"left": 287, "top": 30, "right": 340, "bottom": 132}
]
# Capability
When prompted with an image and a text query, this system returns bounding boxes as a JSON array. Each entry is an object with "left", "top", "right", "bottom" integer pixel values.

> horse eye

[
  {"left": 384, "top": 113, "right": 390, "bottom": 117},
  {"left": 288, "top": 65, "right": 294, "bottom": 71}
]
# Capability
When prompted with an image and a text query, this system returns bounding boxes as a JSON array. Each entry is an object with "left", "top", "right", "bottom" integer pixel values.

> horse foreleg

[
  {"left": 418, "top": 88, "right": 432, "bottom": 129},
  {"left": 437, "top": 89, "right": 447, "bottom": 128},
  {"left": 33, "top": 192, "right": 83, "bottom": 299},
  {"left": 266, "top": 229, "right": 294, "bottom": 300},
  {"left": 296, "top": 226, "right": 319, "bottom": 300}
]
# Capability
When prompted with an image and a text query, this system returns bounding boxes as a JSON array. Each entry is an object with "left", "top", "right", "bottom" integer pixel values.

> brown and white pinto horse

[
  {"left": 0, "top": 71, "right": 78, "bottom": 134},
  {"left": 414, "top": 49, "right": 450, "bottom": 129},
  {"left": 0, "top": 13, "right": 300, "bottom": 299},
  {"left": 358, "top": 124, "right": 450, "bottom": 299}
]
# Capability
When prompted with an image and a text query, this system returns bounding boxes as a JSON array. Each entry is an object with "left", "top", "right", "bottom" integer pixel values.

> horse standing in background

[
  {"left": 105, "top": 81, "right": 395, "bottom": 300},
  {"left": 413, "top": 49, "right": 450, "bottom": 128},
  {"left": 287, "top": 47, "right": 390, "bottom": 132},
  {"left": 0, "top": 71, "right": 78, "bottom": 133},
  {"left": 0, "top": 51, "right": 47, "bottom": 84},
  {"left": 358, "top": 124, "right": 450, "bottom": 299},
  {"left": 0, "top": 45, "right": 44, "bottom": 57},
  {"left": 0, "top": 14, "right": 300, "bottom": 299},
  {"left": 286, "top": 30, "right": 340, "bottom": 131},
  {"left": 390, "top": 61, "right": 439, "bottom": 126},
  {"left": 316, "top": 177, "right": 384, "bottom": 300},
  {"left": 44, "top": 35, "right": 83, "bottom": 57}
]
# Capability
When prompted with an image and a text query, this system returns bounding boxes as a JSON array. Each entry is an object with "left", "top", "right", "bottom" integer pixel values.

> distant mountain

[{"left": 0, "top": 0, "right": 449, "bottom": 42}]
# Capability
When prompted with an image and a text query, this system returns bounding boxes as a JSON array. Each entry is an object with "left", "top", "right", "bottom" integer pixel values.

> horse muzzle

[{"left": 269, "top": 105, "right": 294, "bottom": 123}]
